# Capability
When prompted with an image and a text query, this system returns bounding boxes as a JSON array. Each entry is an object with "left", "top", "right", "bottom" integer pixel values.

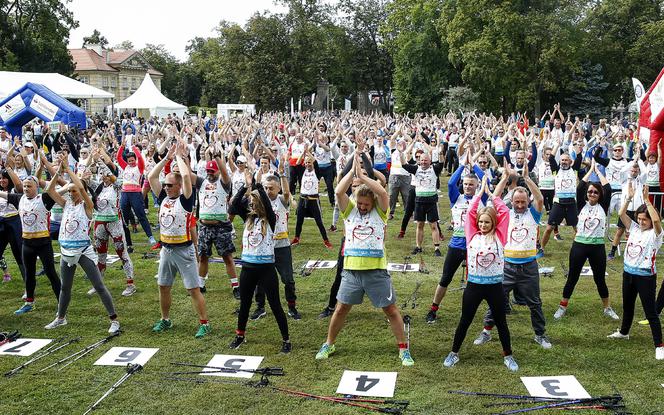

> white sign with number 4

[
  {"left": 521, "top": 376, "right": 591, "bottom": 399},
  {"left": 336, "top": 370, "right": 397, "bottom": 398},
  {"left": 0, "top": 339, "right": 53, "bottom": 356},
  {"left": 94, "top": 347, "right": 159, "bottom": 367}
]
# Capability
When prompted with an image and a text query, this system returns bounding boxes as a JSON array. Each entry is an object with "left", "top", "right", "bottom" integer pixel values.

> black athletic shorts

[
  {"left": 547, "top": 202, "right": 578, "bottom": 226},
  {"left": 414, "top": 200, "right": 439, "bottom": 222},
  {"left": 617, "top": 210, "right": 636, "bottom": 229}
]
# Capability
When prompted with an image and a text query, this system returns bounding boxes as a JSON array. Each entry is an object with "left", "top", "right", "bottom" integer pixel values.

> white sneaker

[
  {"left": 553, "top": 305, "right": 566, "bottom": 320},
  {"left": 87, "top": 287, "right": 97, "bottom": 296},
  {"left": 607, "top": 330, "right": 629, "bottom": 339},
  {"left": 603, "top": 307, "right": 620, "bottom": 320},
  {"left": 443, "top": 352, "right": 459, "bottom": 368},
  {"left": 44, "top": 317, "right": 67, "bottom": 330},
  {"left": 474, "top": 330, "right": 492, "bottom": 345},
  {"left": 121, "top": 284, "right": 136, "bottom": 297},
  {"left": 534, "top": 335, "right": 553, "bottom": 349},
  {"left": 656, "top": 346, "right": 664, "bottom": 360},
  {"left": 108, "top": 320, "right": 120, "bottom": 334},
  {"left": 504, "top": 355, "right": 519, "bottom": 372},
  {"left": 22, "top": 291, "right": 27, "bottom": 301}
]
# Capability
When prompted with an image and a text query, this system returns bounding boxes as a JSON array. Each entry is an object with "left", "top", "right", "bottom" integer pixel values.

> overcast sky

[{"left": 67, "top": 0, "right": 286, "bottom": 61}]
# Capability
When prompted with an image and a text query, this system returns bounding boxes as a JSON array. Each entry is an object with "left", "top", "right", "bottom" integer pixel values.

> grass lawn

[{"left": 1, "top": 181, "right": 663, "bottom": 414}]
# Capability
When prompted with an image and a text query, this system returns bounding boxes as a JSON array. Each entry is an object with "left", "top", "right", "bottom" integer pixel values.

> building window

[
  {"left": 121, "top": 77, "right": 127, "bottom": 88},
  {"left": 102, "top": 76, "right": 109, "bottom": 88},
  {"left": 80, "top": 99, "right": 89, "bottom": 111},
  {"left": 79, "top": 76, "right": 89, "bottom": 84},
  {"left": 131, "top": 77, "right": 136, "bottom": 89},
  {"left": 111, "top": 77, "right": 117, "bottom": 88}
]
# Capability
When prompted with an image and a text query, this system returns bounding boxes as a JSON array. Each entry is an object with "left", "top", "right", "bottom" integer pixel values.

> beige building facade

[{"left": 68, "top": 45, "right": 163, "bottom": 115}]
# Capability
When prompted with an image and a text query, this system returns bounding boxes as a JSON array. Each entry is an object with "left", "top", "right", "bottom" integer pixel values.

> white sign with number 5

[
  {"left": 94, "top": 347, "right": 159, "bottom": 367},
  {"left": 336, "top": 370, "right": 398, "bottom": 398},
  {"left": 521, "top": 375, "right": 591, "bottom": 399},
  {"left": 0, "top": 339, "right": 53, "bottom": 356},
  {"left": 201, "top": 355, "right": 264, "bottom": 379}
]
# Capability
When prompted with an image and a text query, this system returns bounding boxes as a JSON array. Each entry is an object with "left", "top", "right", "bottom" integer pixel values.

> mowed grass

[{"left": 1, "top": 178, "right": 664, "bottom": 415}]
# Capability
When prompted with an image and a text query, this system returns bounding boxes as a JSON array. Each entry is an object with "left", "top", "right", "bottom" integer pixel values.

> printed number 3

[{"left": 541, "top": 380, "right": 568, "bottom": 397}]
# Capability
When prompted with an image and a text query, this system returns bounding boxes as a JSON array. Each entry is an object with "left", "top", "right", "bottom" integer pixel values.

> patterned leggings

[{"left": 93, "top": 220, "right": 134, "bottom": 282}]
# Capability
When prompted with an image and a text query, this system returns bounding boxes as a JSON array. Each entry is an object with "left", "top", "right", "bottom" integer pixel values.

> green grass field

[{"left": 1, "top": 184, "right": 663, "bottom": 414}]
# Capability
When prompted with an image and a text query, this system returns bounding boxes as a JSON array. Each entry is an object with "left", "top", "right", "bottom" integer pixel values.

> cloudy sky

[{"left": 67, "top": 0, "right": 286, "bottom": 61}]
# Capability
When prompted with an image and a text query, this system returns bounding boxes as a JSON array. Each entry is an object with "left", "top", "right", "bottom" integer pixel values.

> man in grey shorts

[
  {"left": 315, "top": 154, "right": 414, "bottom": 366},
  {"left": 148, "top": 141, "right": 211, "bottom": 339}
]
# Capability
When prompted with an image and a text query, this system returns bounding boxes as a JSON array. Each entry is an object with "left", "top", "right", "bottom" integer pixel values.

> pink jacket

[{"left": 464, "top": 194, "right": 509, "bottom": 246}]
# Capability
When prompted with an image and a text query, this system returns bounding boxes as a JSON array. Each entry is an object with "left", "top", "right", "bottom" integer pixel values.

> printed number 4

[
  {"left": 114, "top": 349, "right": 141, "bottom": 363},
  {"left": 356, "top": 375, "right": 379, "bottom": 392},
  {"left": 3, "top": 341, "right": 30, "bottom": 353}
]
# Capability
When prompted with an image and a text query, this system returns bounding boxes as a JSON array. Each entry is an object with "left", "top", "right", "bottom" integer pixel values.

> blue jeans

[{"left": 120, "top": 191, "right": 153, "bottom": 239}]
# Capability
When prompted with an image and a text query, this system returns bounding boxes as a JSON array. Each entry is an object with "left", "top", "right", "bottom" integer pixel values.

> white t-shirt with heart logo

[
  {"left": 19, "top": 194, "right": 50, "bottom": 239},
  {"left": 467, "top": 234, "right": 504, "bottom": 284},
  {"left": 241, "top": 217, "right": 275, "bottom": 264},
  {"left": 59, "top": 201, "right": 91, "bottom": 250},
  {"left": 198, "top": 178, "right": 229, "bottom": 221},
  {"left": 301, "top": 169, "right": 319, "bottom": 196},
  {"left": 575, "top": 203, "right": 606, "bottom": 245},
  {"left": 159, "top": 196, "right": 192, "bottom": 245},
  {"left": 344, "top": 205, "right": 386, "bottom": 258},
  {"left": 554, "top": 167, "right": 576, "bottom": 200},
  {"left": 94, "top": 184, "right": 120, "bottom": 222},
  {"left": 414, "top": 166, "right": 437, "bottom": 197},
  {"left": 624, "top": 222, "right": 663, "bottom": 276},
  {"left": 646, "top": 162, "right": 660, "bottom": 187},
  {"left": 504, "top": 207, "right": 541, "bottom": 264}
]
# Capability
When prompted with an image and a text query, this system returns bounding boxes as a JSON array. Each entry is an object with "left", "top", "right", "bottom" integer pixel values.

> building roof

[{"left": 69, "top": 48, "right": 163, "bottom": 76}]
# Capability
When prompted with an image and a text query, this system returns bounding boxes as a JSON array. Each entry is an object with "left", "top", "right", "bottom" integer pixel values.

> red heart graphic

[
  {"left": 22, "top": 212, "right": 37, "bottom": 226},
  {"left": 160, "top": 214, "right": 175, "bottom": 228},
  {"left": 584, "top": 217, "right": 600, "bottom": 231},
  {"left": 64, "top": 219, "right": 79, "bottom": 234},
  {"left": 98, "top": 199, "right": 110, "bottom": 209},
  {"left": 477, "top": 252, "right": 496, "bottom": 268},
  {"left": 510, "top": 227, "right": 528, "bottom": 243},
  {"left": 303, "top": 180, "right": 314, "bottom": 190},
  {"left": 626, "top": 242, "right": 643, "bottom": 259},
  {"left": 561, "top": 179, "right": 573, "bottom": 188},
  {"left": 352, "top": 225, "right": 374, "bottom": 241},
  {"left": 203, "top": 195, "right": 218, "bottom": 208},
  {"left": 248, "top": 230, "right": 264, "bottom": 247}
]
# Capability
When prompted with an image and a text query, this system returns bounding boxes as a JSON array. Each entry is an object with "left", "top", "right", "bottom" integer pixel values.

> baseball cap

[
  {"left": 24, "top": 142, "right": 34, "bottom": 148},
  {"left": 206, "top": 160, "right": 219, "bottom": 172},
  {"left": 236, "top": 155, "right": 247, "bottom": 164}
]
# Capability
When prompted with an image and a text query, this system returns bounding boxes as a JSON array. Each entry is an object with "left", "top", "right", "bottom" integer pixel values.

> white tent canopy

[
  {"left": 0, "top": 71, "right": 114, "bottom": 100},
  {"left": 112, "top": 73, "right": 186, "bottom": 117}
]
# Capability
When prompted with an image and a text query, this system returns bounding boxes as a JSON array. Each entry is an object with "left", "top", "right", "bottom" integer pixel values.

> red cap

[
  {"left": 206, "top": 160, "right": 219, "bottom": 172},
  {"left": 279, "top": 123, "right": 285, "bottom": 130}
]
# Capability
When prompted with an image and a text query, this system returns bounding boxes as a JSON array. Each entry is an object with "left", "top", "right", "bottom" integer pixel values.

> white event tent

[
  {"left": 111, "top": 73, "right": 186, "bottom": 117},
  {"left": 0, "top": 71, "right": 114, "bottom": 100}
]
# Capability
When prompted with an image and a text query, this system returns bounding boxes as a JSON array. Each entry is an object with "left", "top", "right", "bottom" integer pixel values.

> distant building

[{"left": 68, "top": 44, "right": 163, "bottom": 115}]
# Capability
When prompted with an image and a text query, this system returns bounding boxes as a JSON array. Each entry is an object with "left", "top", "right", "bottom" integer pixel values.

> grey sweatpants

[
  {"left": 58, "top": 255, "right": 117, "bottom": 319},
  {"left": 389, "top": 174, "right": 411, "bottom": 214}
]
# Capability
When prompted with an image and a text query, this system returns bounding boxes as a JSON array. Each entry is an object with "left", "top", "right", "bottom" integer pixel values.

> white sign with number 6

[
  {"left": 336, "top": 370, "right": 397, "bottom": 398},
  {"left": 0, "top": 339, "right": 53, "bottom": 356},
  {"left": 521, "top": 375, "right": 591, "bottom": 399},
  {"left": 94, "top": 347, "right": 159, "bottom": 367}
]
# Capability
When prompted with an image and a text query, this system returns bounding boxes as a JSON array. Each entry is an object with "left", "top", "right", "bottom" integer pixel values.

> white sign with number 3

[
  {"left": 0, "top": 339, "right": 53, "bottom": 356},
  {"left": 336, "top": 370, "right": 398, "bottom": 398},
  {"left": 521, "top": 376, "right": 591, "bottom": 399},
  {"left": 94, "top": 347, "right": 159, "bottom": 367}
]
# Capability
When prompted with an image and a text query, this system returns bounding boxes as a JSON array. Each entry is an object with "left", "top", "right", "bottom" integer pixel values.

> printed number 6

[{"left": 114, "top": 349, "right": 140, "bottom": 363}]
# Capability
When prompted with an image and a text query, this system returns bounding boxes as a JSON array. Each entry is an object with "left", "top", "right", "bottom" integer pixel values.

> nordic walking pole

[
  {"left": 36, "top": 331, "right": 120, "bottom": 373},
  {"left": 5, "top": 337, "right": 80, "bottom": 377},
  {"left": 83, "top": 363, "right": 142, "bottom": 415}
]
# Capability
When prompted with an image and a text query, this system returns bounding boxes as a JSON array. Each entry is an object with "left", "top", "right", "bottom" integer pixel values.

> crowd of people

[{"left": 2, "top": 105, "right": 664, "bottom": 370}]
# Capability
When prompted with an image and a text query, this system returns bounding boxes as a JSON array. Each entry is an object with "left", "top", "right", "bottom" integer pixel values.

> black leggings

[
  {"left": 620, "top": 272, "right": 662, "bottom": 346},
  {"left": 657, "top": 281, "right": 664, "bottom": 315},
  {"left": 542, "top": 189, "right": 554, "bottom": 212},
  {"left": 0, "top": 216, "right": 25, "bottom": 280},
  {"left": 452, "top": 282, "right": 512, "bottom": 355},
  {"left": 439, "top": 247, "right": 466, "bottom": 287},
  {"left": 237, "top": 263, "right": 289, "bottom": 340},
  {"left": 564, "top": 241, "right": 609, "bottom": 299},
  {"left": 400, "top": 186, "right": 416, "bottom": 232},
  {"left": 23, "top": 242, "right": 60, "bottom": 301},
  {"left": 326, "top": 237, "right": 345, "bottom": 310},
  {"left": 295, "top": 198, "right": 328, "bottom": 240}
]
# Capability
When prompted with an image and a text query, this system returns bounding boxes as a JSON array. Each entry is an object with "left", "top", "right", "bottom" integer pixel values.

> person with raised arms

[{"left": 316, "top": 155, "right": 414, "bottom": 366}]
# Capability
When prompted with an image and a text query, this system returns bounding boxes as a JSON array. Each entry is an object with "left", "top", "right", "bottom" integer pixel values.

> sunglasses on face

[
  {"left": 163, "top": 183, "right": 176, "bottom": 188},
  {"left": 479, "top": 161, "right": 488, "bottom": 165},
  {"left": 587, "top": 190, "right": 599, "bottom": 195},
  {"left": 613, "top": 149, "right": 623, "bottom": 152}
]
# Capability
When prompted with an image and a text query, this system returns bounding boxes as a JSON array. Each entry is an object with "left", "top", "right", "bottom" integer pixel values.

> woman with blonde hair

[
  {"left": 228, "top": 168, "right": 290, "bottom": 353},
  {"left": 443, "top": 176, "right": 517, "bottom": 371}
]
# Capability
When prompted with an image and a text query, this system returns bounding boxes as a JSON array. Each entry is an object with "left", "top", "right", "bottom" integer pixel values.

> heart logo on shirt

[
  {"left": 649, "top": 170, "right": 658, "bottom": 178},
  {"left": 248, "top": 230, "right": 264, "bottom": 247},
  {"left": 477, "top": 252, "right": 496, "bottom": 268},
  {"left": 22, "top": 212, "right": 37, "bottom": 226},
  {"left": 303, "top": 180, "right": 314, "bottom": 190},
  {"left": 510, "top": 227, "right": 528, "bottom": 243},
  {"left": 98, "top": 199, "right": 110, "bottom": 210},
  {"left": 352, "top": 225, "right": 375, "bottom": 241},
  {"left": 160, "top": 213, "right": 175, "bottom": 228},
  {"left": 561, "top": 179, "right": 573, "bottom": 188},
  {"left": 419, "top": 178, "right": 432, "bottom": 187},
  {"left": 64, "top": 218, "right": 79, "bottom": 234},
  {"left": 584, "top": 217, "right": 600, "bottom": 231},
  {"left": 203, "top": 195, "right": 218, "bottom": 208},
  {"left": 626, "top": 242, "right": 643, "bottom": 259}
]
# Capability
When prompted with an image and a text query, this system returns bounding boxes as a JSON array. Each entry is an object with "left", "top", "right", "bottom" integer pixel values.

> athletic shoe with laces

[
  {"left": 603, "top": 307, "right": 620, "bottom": 320},
  {"left": 434, "top": 248, "right": 442, "bottom": 257},
  {"left": 474, "top": 330, "right": 492, "bottom": 345},
  {"left": 14, "top": 302, "right": 34, "bottom": 315},
  {"left": 152, "top": 319, "right": 173, "bottom": 333},
  {"left": 607, "top": 251, "right": 616, "bottom": 260},
  {"left": 199, "top": 285, "right": 207, "bottom": 294},
  {"left": 639, "top": 318, "right": 651, "bottom": 325},
  {"left": 553, "top": 305, "right": 567, "bottom": 320},
  {"left": 318, "top": 307, "right": 334, "bottom": 319},
  {"left": 554, "top": 234, "right": 563, "bottom": 241},
  {"left": 232, "top": 287, "right": 241, "bottom": 301},
  {"left": 399, "top": 349, "right": 414, "bottom": 366},
  {"left": 291, "top": 237, "right": 300, "bottom": 246},
  {"left": 411, "top": 247, "right": 422, "bottom": 255},
  {"left": 108, "top": 320, "right": 121, "bottom": 334},
  {"left": 87, "top": 287, "right": 97, "bottom": 296},
  {"left": 121, "top": 284, "right": 136, "bottom": 297},
  {"left": 425, "top": 310, "right": 437, "bottom": 324},
  {"left": 323, "top": 240, "right": 333, "bottom": 249},
  {"left": 315, "top": 343, "right": 336, "bottom": 360},
  {"left": 329, "top": 225, "right": 337, "bottom": 232},
  {"left": 229, "top": 335, "right": 245, "bottom": 349},
  {"left": 504, "top": 355, "right": 519, "bottom": 372},
  {"left": 607, "top": 330, "right": 629, "bottom": 339},
  {"left": 281, "top": 341, "right": 292, "bottom": 354},
  {"left": 21, "top": 291, "right": 27, "bottom": 300},
  {"left": 127, "top": 246, "right": 134, "bottom": 254},
  {"left": 250, "top": 307, "right": 267, "bottom": 321},
  {"left": 44, "top": 317, "right": 67, "bottom": 330},
  {"left": 195, "top": 323, "right": 211, "bottom": 339},
  {"left": 534, "top": 335, "right": 552, "bottom": 349},
  {"left": 288, "top": 307, "right": 302, "bottom": 320},
  {"left": 656, "top": 346, "right": 664, "bottom": 360},
  {"left": 443, "top": 351, "right": 459, "bottom": 368},
  {"left": 396, "top": 230, "right": 405, "bottom": 239}
]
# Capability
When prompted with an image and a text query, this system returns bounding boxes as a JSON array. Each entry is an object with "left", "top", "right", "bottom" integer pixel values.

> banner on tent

[
  {"left": 0, "top": 95, "right": 25, "bottom": 122},
  {"left": 30, "top": 94, "right": 58, "bottom": 121}
]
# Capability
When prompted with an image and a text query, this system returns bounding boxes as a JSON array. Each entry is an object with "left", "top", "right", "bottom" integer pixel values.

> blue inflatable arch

[{"left": 0, "top": 82, "right": 87, "bottom": 137}]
